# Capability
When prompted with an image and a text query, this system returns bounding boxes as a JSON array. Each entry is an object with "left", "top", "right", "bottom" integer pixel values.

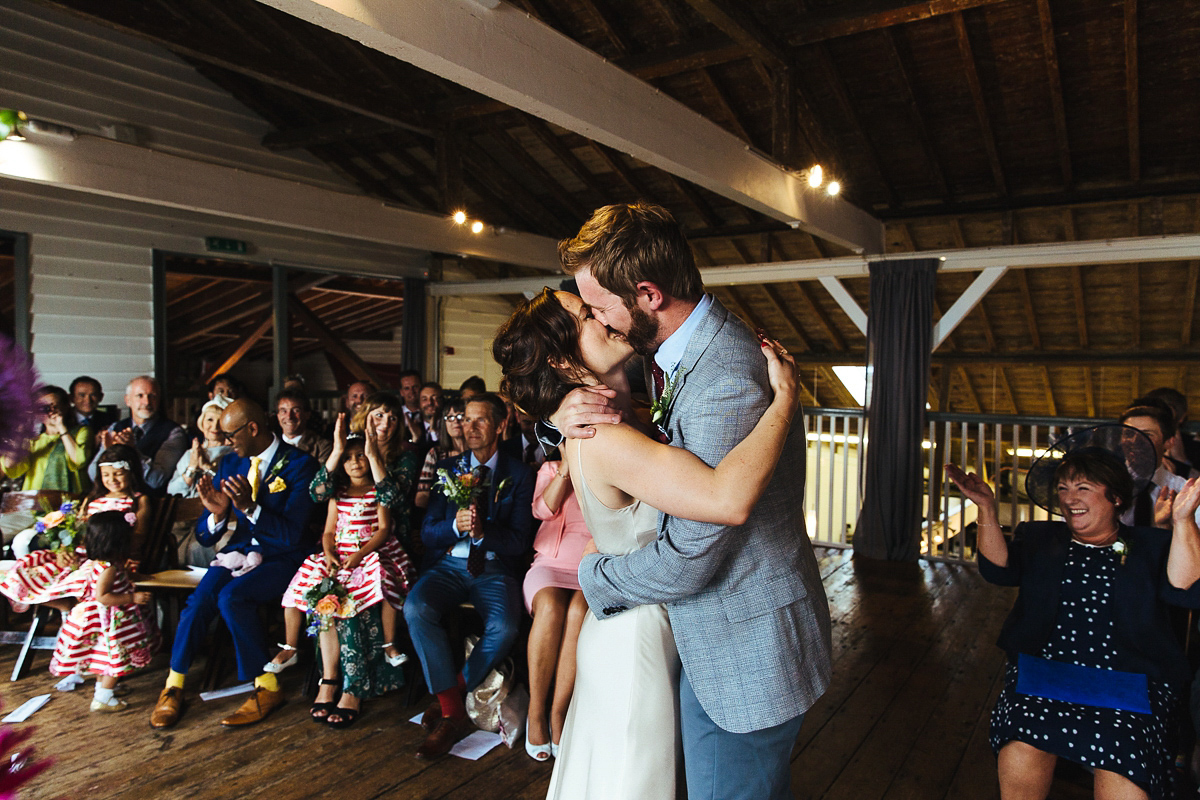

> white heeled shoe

[
  {"left": 551, "top": 742, "right": 560, "bottom": 759},
  {"left": 380, "top": 642, "right": 408, "bottom": 667},
  {"left": 263, "top": 643, "right": 298, "bottom": 673},
  {"left": 526, "top": 727, "right": 552, "bottom": 762}
]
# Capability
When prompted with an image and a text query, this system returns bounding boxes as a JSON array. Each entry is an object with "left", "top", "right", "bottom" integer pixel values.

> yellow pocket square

[{"left": 268, "top": 477, "right": 288, "bottom": 493}]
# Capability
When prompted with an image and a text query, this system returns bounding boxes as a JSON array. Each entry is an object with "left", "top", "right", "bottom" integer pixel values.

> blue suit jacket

[
  {"left": 422, "top": 450, "right": 535, "bottom": 578},
  {"left": 195, "top": 441, "right": 319, "bottom": 566}
]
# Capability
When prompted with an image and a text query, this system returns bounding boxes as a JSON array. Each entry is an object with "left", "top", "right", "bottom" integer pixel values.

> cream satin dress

[{"left": 547, "top": 439, "right": 684, "bottom": 800}]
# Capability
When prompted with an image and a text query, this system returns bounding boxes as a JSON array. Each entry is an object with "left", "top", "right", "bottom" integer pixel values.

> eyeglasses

[
  {"left": 443, "top": 413, "right": 465, "bottom": 422},
  {"left": 216, "top": 420, "right": 251, "bottom": 442}
]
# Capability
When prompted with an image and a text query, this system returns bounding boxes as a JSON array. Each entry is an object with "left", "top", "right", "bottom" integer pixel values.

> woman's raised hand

[
  {"left": 761, "top": 337, "right": 801, "bottom": 417},
  {"left": 364, "top": 422, "right": 382, "bottom": 464},
  {"left": 945, "top": 464, "right": 998, "bottom": 511},
  {"left": 1172, "top": 477, "right": 1200, "bottom": 525}
]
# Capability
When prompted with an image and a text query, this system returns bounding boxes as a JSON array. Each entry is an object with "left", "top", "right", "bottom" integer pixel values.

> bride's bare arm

[{"left": 585, "top": 341, "right": 799, "bottom": 525}]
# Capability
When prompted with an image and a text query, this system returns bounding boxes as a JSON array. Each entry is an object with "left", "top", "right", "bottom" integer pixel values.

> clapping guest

[
  {"left": 89, "top": 376, "right": 186, "bottom": 496},
  {"left": 167, "top": 397, "right": 235, "bottom": 567},
  {"left": 523, "top": 456, "right": 592, "bottom": 761},
  {"left": 398, "top": 370, "right": 424, "bottom": 444},
  {"left": 947, "top": 425, "right": 1200, "bottom": 800},
  {"left": 419, "top": 382, "right": 443, "bottom": 443},
  {"left": 414, "top": 400, "right": 466, "bottom": 510},
  {"left": 1, "top": 385, "right": 93, "bottom": 496},
  {"left": 1143, "top": 388, "right": 1200, "bottom": 478},
  {"left": 1120, "top": 401, "right": 1185, "bottom": 528},
  {"left": 275, "top": 390, "right": 332, "bottom": 464},
  {"left": 343, "top": 381, "right": 374, "bottom": 415}
]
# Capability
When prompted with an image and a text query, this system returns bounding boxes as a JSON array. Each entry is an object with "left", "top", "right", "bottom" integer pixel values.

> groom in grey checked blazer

[{"left": 554, "top": 203, "right": 833, "bottom": 800}]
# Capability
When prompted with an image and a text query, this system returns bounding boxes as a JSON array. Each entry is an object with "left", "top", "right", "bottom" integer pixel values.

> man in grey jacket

[{"left": 549, "top": 203, "right": 832, "bottom": 800}]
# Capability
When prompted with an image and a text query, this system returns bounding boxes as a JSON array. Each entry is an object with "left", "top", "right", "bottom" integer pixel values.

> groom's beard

[{"left": 626, "top": 305, "right": 660, "bottom": 356}]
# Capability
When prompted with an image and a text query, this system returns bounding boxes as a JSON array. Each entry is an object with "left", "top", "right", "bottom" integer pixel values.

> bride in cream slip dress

[{"left": 546, "top": 438, "right": 684, "bottom": 800}]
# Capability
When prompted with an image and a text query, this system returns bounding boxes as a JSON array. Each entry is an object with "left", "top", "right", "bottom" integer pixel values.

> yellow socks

[
  {"left": 255, "top": 672, "right": 280, "bottom": 693},
  {"left": 165, "top": 670, "right": 185, "bottom": 690}
]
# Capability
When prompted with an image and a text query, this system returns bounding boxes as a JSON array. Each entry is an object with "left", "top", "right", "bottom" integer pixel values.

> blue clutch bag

[{"left": 1016, "top": 653, "right": 1151, "bottom": 714}]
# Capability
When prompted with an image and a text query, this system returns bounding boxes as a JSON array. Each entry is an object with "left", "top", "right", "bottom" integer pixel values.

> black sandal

[
  {"left": 326, "top": 704, "right": 360, "bottom": 729},
  {"left": 310, "top": 679, "right": 339, "bottom": 723}
]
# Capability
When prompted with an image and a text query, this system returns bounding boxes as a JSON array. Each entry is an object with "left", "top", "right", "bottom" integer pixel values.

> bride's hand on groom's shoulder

[
  {"left": 761, "top": 337, "right": 801, "bottom": 416},
  {"left": 552, "top": 385, "right": 623, "bottom": 440}
]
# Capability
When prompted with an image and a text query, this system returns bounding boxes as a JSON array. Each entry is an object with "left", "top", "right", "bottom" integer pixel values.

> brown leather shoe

[
  {"left": 420, "top": 701, "right": 442, "bottom": 732},
  {"left": 150, "top": 687, "right": 185, "bottom": 729},
  {"left": 416, "top": 715, "right": 473, "bottom": 760},
  {"left": 220, "top": 687, "right": 286, "bottom": 727}
]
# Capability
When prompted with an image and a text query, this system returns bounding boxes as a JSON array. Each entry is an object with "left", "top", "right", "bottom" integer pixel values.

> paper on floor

[
  {"left": 3, "top": 694, "right": 50, "bottom": 723},
  {"left": 199, "top": 682, "right": 255, "bottom": 702}
]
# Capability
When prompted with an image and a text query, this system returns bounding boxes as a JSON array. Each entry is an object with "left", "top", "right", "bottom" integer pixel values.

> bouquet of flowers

[
  {"left": 34, "top": 499, "right": 82, "bottom": 555},
  {"left": 303, "top": 576, "right": 356, "bottom": 635},
  {"left": 435, "top": 465, "right": 492, "bottom": 509}
]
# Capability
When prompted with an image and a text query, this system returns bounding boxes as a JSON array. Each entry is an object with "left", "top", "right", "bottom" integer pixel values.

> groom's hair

[{"left": 559, "top": 203, "right": 703, "bottom": 305}]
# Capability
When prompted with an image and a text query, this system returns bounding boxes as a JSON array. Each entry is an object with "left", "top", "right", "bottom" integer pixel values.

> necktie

[
  {"left": 651, "top": 361, "right": 665, "bottom": 399},
  {"left": 248, "top": 456, "right": 262, "bottom": 503},
  {"left": 524, "top": 439, "right": 538, "bottom": 465},
  {"left": 467, "top": 465, "right": 491, "bottom": 577},
  {"left": 1133, "top": 485, "right": 1155, "bottom": 527}
]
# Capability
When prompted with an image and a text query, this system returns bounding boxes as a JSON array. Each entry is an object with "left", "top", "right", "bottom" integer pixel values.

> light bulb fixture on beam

[
  {"left": 470, "top": 220, "right": 485, "bottom": 234},
  {"left": 0, "top": 109, "right": 28, "bottom": 142},
  {"left": 806, "top": 164, "right": 823, "bottom": 188},
  {"left": 452, "top": 210, "right": 467, "bottom": 225}
]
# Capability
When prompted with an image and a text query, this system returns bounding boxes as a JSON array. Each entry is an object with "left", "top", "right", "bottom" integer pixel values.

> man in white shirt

[{"left": 275, "top": 390, "right": 332, "bottom": 463}]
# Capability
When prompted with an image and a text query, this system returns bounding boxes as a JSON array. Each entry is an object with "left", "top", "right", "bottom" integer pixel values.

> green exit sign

[{"left": 205, "top": 236, "right": 248, "bottom": 254}]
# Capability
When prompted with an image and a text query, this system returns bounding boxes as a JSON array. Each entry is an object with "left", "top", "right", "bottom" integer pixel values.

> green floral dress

[
  {"left": 317, "top": 603, "right": 407, "bottom": 697},
  {"left": 309, "top": 449, "right": 420, "bottom": 550}
]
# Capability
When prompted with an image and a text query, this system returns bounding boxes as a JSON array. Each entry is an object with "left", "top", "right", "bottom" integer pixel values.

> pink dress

[
  {"left": 282, "top": 487, "right": 414, "bottom": 616},
  {"left": 0, "top": 495, "right": 136, "bottom": 607},
  {"left": 49, "top": 560, "right": 160, "bottom": 677},
  {"left": 522, "top": 461, "right": 594, "bottom": 612}
]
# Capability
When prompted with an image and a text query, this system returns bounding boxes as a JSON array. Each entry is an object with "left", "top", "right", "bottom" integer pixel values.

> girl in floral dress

[
  {"left": 0, "top": 445, "right": 150, "bottom": 612},
  {"left": 49, "top": 510, "right": 160, "bottom": 712},
  {"left": 271, "top": 435, "right": 414, "bottom": 726}
]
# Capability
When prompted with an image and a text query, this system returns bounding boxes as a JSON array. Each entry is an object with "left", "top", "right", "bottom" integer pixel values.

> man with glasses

[
  {"left": 150, "top": 398, "right": 319, "bottom": 730},
  {"left": 405, "top": 393, "right": 535, "bottom": 759}
]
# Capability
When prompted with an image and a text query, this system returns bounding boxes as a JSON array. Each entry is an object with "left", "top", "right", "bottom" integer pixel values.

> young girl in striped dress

[
  {"left": 49, "top": 510, "right": 160, "bottom": 712},
  {"left": 270, "top": 436, "right": 414, "bottom": 717},
  {"left": 0, "top": 445, "right": 150, "bottom": 612}
]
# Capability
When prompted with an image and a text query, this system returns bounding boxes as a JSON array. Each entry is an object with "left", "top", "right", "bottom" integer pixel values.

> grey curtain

[
  {"left": 853, "top": 258, "right": 938, "bottom": 561},
  {"left": 401, "top": 277, "right": 427, "bottom": 374}
]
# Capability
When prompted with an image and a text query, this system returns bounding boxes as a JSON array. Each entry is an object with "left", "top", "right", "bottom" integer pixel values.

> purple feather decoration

[{"left": 0, "top": 335, "right": 40, "bottom": 462}]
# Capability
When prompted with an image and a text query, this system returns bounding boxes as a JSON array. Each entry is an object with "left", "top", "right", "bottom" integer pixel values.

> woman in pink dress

[{"left": 523, "top": 456, "right": 594, "bottom": 761}]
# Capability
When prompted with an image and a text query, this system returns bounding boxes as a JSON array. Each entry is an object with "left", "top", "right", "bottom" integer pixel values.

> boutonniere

[
  {"left": 263, "top": 450, "right": 292, "bottom": 485},
  {"left": 1112, "top": 536, "right": 1129, "bottom": 566},
  {"left": 649, "top": 368, "right": 681, "bottom": 427},
  {"left": 268, "top": 476, "right": 288, "bottom": 494},
  {"left": 494, "top": 476, "right": 512, "bottom": 504}
]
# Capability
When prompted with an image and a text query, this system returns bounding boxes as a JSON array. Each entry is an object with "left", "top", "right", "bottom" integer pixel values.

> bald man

[
  {"left": 151, "top": 399, "right": 319, "bottom": 729},
  {"left": 88, "top": 375, "right": 185, "bottom": 494}
]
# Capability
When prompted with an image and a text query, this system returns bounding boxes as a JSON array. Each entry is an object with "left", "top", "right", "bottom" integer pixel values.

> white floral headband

[{"left": 98, "top": 460, "right": 131, "bottom": 471}]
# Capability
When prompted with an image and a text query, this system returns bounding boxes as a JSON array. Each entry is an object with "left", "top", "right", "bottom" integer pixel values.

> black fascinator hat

[{"left": 1024, "top": 424, "right": 1158, "bottom": 514}]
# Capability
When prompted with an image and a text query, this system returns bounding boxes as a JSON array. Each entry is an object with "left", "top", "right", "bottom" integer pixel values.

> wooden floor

[{"left": 0, "top": 549, "right": 1087, "bottom": 800}]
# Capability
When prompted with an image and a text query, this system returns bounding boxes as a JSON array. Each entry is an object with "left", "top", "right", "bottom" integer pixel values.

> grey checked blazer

[{"left": 578, "top": 297, "right": 833, "bottom": 734}]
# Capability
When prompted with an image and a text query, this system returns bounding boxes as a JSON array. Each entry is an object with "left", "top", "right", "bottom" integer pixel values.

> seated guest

[
  {"left": 404, "top": 393, "right": 535, "bottom": 759},
  {"left": 508, "top": 410, "right": 546, "bottom": 467},
  {"left": 1120, "top": 401, "right": 1185, "bottom": 528},
  {"left": 69, "top": 376, "right": 115, "bottom": 438},
  {"left": 947, "top": 431, "right": 1200, "bottom": 800},
  {"left": 399, "top": 370, "right": 425, "bottom": 443},
  {"left": 282, "top": 373, "right": 306, "bottom": 393},
  {"left": 275, "top": 390, "right": 332, "bottom": 463},
  {"left": 458, "top": 376, "right": 486, "bottom": 401},
  {"left": 419, "top": 382, "right": 443, "bottom": 443},
  {"left": 207, "top": 373, "right": 244, "bottom": 402},
  {"left": 1144, "top": 388, "right": 1200, "bottom": 478},
  {"left": 344, "top": 381, "right": 374, "bottom": 415},
  {"left": 167, "top": 396, "right": 235, "bottom": 567},
  {"left": 523, "top": 456, "right": 591, "bottom": 761},
  {"left": 414, "top": 400, "right": 466, "bottom": 510},
  {"left": 1, "top": 385, "right": 93, "bottom": 496},
  {"left": 149, "top": 398, "right": 318, "bottom": 729},
  {"left": 88, "top": 376, "right": 186, "bottom": 496},
  {"left": 311, "top": 392, "right": 420, "bottom": 552}
]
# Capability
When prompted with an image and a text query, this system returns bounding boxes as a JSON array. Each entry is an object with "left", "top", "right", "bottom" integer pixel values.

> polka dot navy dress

[{"left": 991, "top": 540, "right": 1179, "bottom": 798}]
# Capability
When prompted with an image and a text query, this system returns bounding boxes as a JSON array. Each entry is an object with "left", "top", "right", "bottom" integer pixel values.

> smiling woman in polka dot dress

[{"left": 947, "top": 442, "right": 1200, "bottom": 800}]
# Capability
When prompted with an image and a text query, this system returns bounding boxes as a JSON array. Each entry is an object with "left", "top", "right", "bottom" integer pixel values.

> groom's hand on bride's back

[{"left": 548, "top": 385, "right": 623, "bottom": 441}]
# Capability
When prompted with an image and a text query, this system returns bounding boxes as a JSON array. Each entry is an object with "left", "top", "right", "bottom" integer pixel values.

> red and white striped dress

[
  {"left": 49, "top": 560, "right": 160, "bottom": 677},
  {"left": 282, "top": 487, "right": 413, "bottom": 617},
  {"left": 0, "top": 494, "right": 136, "bottom": 607}
]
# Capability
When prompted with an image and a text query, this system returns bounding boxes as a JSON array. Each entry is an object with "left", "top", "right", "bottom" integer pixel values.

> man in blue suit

[
  {"left": 404, "top": 393, "right": 535, "bottom": 759},
  {"left": 150, "top": 398, "right": 318, "bottom": 729}
]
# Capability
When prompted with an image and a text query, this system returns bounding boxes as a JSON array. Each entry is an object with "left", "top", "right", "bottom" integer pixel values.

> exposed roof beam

[
  {"left": 1183, "top": 260, "right": 1199, "bottom": 346},
  {"left": 1040, "top": 365, "right": 1058, "bottom": 416},
  {"left": 1083, "top": 366, "right": 1096, "bottom": 417},
  {"left": 932, "top": 267, "right": 1007, "bottom": 350},
  {"left": 956, "top": 366, "right": 982, "bottom": 412},
  {"left": 787, "top": 0, "right": 1010, "bottom": 46},
  {"left": 430, "top": 233, "right": 1200, "bottom": 294},
  {"left": 881, "top": 29, "right": 949, "bottom": 201},
  {"left": 263, "top": 117, "right": 423, "bottom": 151},
  {"left": 817, "top": 277, "right": 868, "bottom": 336},
  {"left": 1071, "top": 266, "right": 1089, "bottom": 347},
  {"left": 1035, "top": 0, "right": 1073, "bottom": 188},
  {"left": 1014, "top": 270, "right": 1042, "bottom": 349},
  {"left": 0, "top": 136, "right": 558, "bottom": 269},
  {"left": 795, "top": 280, "right": 848, "bottom": 351},
  {"left": 761, "top": 284, "right": 815, "bottom": 352},
  {"left": 1125, "top": 0, "right": 1140, "bottom": 183},
  {"left": 679, "top": 0, "right": 789, "bottom": 71},
  {"left": 951, "top": 11, "right": 1006, "bottom": 196},
  {"left": 258, "top": 0, "right": 883, "bottom": 254}
]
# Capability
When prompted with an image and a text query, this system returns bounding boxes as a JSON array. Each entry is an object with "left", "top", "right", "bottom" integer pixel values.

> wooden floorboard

[{"left": 0, "top": 548, "right": 1091, "bottom": 800}]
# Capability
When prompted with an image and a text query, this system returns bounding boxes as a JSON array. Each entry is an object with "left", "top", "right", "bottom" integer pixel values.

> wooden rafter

[
  {"left": 956, "top": 366, "right": 982, "bottom": 412},
  {"left": 998, "top": 367, "right": 1019, "bottom": 414},
  {"left": 487, "top": 123, "right": 590, "bottom": 221},
  {"left": 770, "top": 66, "right": 796, "bottom": 165},
  {"left": 206, "top": 311, "right": 274, "bottom": 382},
  {"left": 795, "top": 281, "right": 848, "bottom": 351},
  {"left": 951, "top": 11, "right": 1006, "bottom": 196},
  {"left": 723, "top": 286, "right": 769, "bottom": 332},
  {"left": 698, "top": 69, "right": 755, "bottom": 147},
  {"left": 1014, "top": 270, "right": 1042, "bottom": 350},
  {"left": 590, "top": 144, "right": 654, "bottom": 202},
  {"left": 1083, "top": 366, "right": 1096, "bottom": 417},
  {"left": 461, "top": 144, "right": 568, "bottom": 234},
  {"left": 1131, "top": 263, "right": 1142, "bottom": 348},
  {"left": 881, "top": 29, "right": 949, "bottom": 201},
  {"left": 664, "top": 175, "right": 722, "bottom": 230},
  {"left": 1040, "top": 366, "right": 1058, "bottom": 416},
  {"left": 1183, "top": 260, "right": 1199, "bottom": 346},
  {"left": 1125, "top": 0, "right": 1140, "bottom": 183},
  {"left": 788, "top": 0, "right": 1010, "bottom": 46},
  {"left": 520, "top": 116, "right": 608, "bottom": 198},
  {"left": 680, "top": 0, "right": 789, "bottom": 71},
  {"left": 760, "top": 285, "right": 814, "bottom": 351},
  {"left": 1071, "top": 266, "right": 1089, "bottom": 348},
  {"left": 288, "top": 294, "right": 385, "bottom": 387},
  {"left": 1035, "top": 0, "right": 1073, "bottom": 188},
  {"left": 576, "top": 0, "right": 631, "bottom": 55}
]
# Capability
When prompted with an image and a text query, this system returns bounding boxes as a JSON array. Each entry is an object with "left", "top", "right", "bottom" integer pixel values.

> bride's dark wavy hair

[{"left": 493, "top": 288, "right": 587, "bottom": 420}]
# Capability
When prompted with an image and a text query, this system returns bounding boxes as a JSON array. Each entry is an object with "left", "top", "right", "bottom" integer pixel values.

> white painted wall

[{"left": 437, "top": 266, "right": 516, "bottom": 395}]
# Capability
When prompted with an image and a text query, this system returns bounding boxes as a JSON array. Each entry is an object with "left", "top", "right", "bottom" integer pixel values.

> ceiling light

[
  {"left": 470, "top": 220, "right": 484, "bottom": 234},
  {"left": 452, "top": 210, "right": 467, "bottom": 225},
  {"left": 826, "top": 181, "right": 841, "bottom": 196},
  {"left": 806, "top": 164, "right": 823, "bottom": 188}
]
